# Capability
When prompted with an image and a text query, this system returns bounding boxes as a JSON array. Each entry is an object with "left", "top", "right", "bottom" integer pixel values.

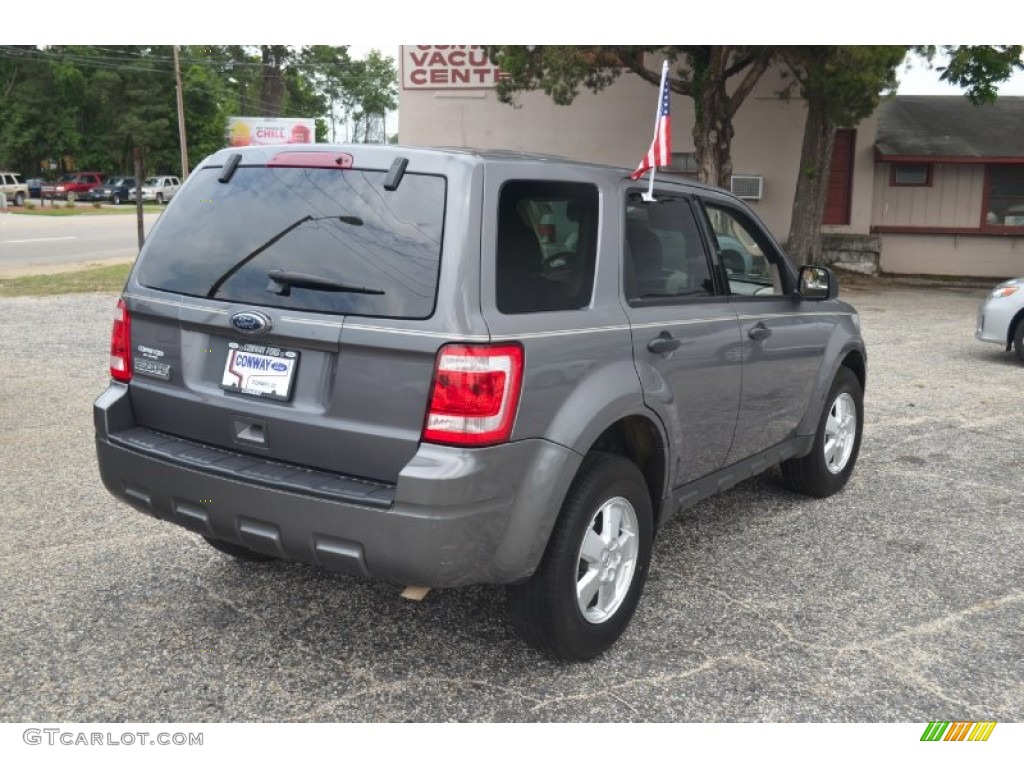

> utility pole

[{"left": 173, "top": 46, "right": 190, "bottom": 178}]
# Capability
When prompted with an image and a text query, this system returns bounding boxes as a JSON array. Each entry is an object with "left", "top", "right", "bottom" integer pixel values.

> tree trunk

[
  {"left": 692, "top": 81, "right": 735, "bottom": 190},
  {"left": 259, "top": 46, "right": 287, "bottom": 117},
  {"left": 786, "top": 96, "right": 836, "bottom": 266}
]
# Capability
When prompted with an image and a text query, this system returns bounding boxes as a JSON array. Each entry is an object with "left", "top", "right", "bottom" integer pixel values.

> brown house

[{"left": 869, "top": 96, "right": 1024, "bottom": 277}]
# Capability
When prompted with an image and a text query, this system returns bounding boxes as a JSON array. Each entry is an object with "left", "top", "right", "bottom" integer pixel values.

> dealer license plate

[{"left": 220, "top": 342, "right": 299, "bottom": 401}]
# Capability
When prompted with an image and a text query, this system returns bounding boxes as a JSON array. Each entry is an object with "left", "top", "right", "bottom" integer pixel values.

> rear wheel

[
  {"left": 507, "top": 452, "right": 653, "bottom": 661},
  {"left": 1013, "top": 319, "right": 1024, "bottom": 363},
  {"left": 781, "top": 366, "right": 863, "bottom": 497},
  {"left": 202, "top": 536, "right": 277, "bottom": 562}
]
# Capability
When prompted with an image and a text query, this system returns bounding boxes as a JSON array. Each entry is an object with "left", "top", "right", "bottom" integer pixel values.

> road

[
  {"left": 0, "top": 278, "right": 1021, "bottom": 734},
  {"left": 0, "top": 210, "right": 159, "bottom": 276}
]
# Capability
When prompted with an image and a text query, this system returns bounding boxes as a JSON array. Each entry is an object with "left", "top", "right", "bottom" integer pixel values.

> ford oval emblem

[{"left": 230, "top": 311, "right": 272, "bottom": 334}]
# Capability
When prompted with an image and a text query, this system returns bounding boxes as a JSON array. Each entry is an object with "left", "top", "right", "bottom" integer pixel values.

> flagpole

[{"left": 643, "top": 60, "right": 670, "bottom": 202}]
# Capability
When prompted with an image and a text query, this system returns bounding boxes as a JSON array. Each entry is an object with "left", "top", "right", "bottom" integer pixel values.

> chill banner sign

[
  {"left": 227, "top": 117, "right": 316, "bottom": 147},
  {"left": 401, "top": 46, "right": 508, "bottom": 89}
]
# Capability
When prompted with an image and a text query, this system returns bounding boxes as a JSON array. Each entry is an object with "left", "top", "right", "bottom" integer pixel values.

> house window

[
  {"left": 984, "top": 165, "right": 1024, "bottom": 227},
  {"left": 890, "top": 163, "right": 932, "bottom": 187},
  {"left": 668, "top": 152, "right": 699, "bottom": 176}
]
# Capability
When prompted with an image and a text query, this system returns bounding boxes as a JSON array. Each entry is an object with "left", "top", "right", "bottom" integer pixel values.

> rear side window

[
  {"left": 496, "top": 181, "right": 598, "bottom": 314},
  {"left": 137, "top": 165, "right": 446, "bottom": 319}
]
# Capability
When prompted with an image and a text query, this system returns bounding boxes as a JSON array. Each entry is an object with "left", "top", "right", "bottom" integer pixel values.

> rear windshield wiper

[
  {"left": 206, "top": 214, "right": 364, "bottom": 298},
  {"left": 266, "top": 269, "right": 385, "bottom": 296}
]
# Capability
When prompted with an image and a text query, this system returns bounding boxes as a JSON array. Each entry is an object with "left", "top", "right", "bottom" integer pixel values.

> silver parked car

[
  {"left": 976, "top": 278, "right": 1024, "bottom": 362},
  {"left": 94, "top": 145, "right": 866, "bottom": 660}
]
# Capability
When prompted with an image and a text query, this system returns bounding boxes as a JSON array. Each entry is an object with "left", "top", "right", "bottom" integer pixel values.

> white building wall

[
  {"left": 880, "top": 233, "right": 1024, "bottom": 277},
  {"left": 399, "top": 53, "right": 875, "bottom": 242},
  {"left": 872, "top": 163, "right": 986, "bottom": 228}
]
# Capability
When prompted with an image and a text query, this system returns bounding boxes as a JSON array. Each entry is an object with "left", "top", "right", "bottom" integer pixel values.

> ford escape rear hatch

[{"left": 124, "top": 152, "right": 447, "bottom": 483}]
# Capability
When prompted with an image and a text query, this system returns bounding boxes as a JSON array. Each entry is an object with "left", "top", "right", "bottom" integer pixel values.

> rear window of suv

[{"left": 136, "top": 164, "right": 446, "bottom": 319}]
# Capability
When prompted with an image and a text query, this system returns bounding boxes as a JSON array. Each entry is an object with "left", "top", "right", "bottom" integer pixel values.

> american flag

[{"left": 630, "top": 61, "right": 672, "bottom": 180}]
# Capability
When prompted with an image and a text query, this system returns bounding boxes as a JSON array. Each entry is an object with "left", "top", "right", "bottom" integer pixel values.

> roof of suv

[{"left": 198, "top": 143, "right": 727, "bottom": 198}]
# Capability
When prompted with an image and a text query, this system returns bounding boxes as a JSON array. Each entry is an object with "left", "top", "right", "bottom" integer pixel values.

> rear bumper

[{"left": 94, "top": 383, "right": 581, "bottom": 588}]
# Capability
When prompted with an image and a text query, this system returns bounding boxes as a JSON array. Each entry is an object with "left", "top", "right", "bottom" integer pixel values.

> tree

[
  {"left": 779, "top": 46, "right": 906, "bottom": 265},
  {"left": 340, "top": 50, "right": 398, "bottom": 143},
  {"left": 930, "top": 45, "right": 1024, "bottom": 105},
  {"left": 486, "top": 45, "right": 773, "bottom": 188}
]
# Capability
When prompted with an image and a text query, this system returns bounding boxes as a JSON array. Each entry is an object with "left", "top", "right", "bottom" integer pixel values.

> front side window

[
  {"left": 137, "top": 164, "right": 446, "bottom": 319},
  {"left": 703, "top": 204, "right": 787, "bottom": 297},
  {"left": 624, "top": 192, "right": 715, "bottom": 302},
  {"left": 985, "top": 165, "right": 1024, "bottom": 227},
  {"left": 496, "top": 181, "right": 598, "bottom": 314}
]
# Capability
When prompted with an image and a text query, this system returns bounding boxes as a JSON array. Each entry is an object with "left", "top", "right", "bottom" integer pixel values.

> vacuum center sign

[{"left": 401, "top": 46, "right": 507, "bottom": 89}]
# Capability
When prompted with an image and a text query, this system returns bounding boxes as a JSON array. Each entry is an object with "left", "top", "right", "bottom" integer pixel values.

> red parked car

[{"left": 41, "top": 172, "right": 106, "bottom": 202}]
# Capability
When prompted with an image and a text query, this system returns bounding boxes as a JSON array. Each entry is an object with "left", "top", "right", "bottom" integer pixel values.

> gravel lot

[{"left": 0, "top": 278, "right": 1021, "bottom": 723}]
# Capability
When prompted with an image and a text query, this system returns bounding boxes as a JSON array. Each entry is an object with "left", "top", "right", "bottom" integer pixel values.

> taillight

[
  {"left": 423, "top": 344, "right": 524, "bottom": 446},
  {"left": 109, "top": 298, "right": 132, "bottom": 382}
]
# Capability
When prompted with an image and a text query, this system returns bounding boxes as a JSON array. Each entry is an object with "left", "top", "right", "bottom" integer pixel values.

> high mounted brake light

[
  {"left": 423, "top": 344, "right": 524, "bottom": 447},
  {"left": 109, "top": 298, "right": 132, "bottom": 382}
]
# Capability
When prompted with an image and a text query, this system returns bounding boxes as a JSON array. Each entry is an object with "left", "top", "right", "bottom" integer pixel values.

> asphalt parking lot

[{"left": 0, "top": 277, "right": 1020, "bottom": 723}]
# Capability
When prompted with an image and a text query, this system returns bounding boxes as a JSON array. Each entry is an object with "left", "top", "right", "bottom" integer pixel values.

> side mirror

[{"left": 797, "top": 265, "right": 838, "bottom": 300}]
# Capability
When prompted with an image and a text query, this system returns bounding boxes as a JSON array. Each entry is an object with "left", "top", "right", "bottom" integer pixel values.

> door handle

[
  {"left": 647, "top": 332, "right": 682, "bottom": 354},
  {"left": 748, "top": 322, "right": 771, "bottom": 341}
]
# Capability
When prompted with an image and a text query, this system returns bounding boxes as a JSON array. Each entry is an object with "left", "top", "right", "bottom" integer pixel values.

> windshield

[{"left": 136, "top": 164, "right": 446, "bottom": 319}]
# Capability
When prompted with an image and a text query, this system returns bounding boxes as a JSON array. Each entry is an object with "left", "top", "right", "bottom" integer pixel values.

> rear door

[
  {"left": 619, "top": 188, "right": 742, "bottom": 485},
  {"left": 126, "top": 150, "right": 457, "bottom": 484}
]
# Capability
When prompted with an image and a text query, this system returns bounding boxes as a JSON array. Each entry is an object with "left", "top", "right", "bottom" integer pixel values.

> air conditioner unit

[{"left": 730, "top": 175, "right": 763, "bottom": 201}]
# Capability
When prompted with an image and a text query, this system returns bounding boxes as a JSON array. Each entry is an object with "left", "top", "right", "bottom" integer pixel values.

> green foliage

[
  {"left": 779, "top": 46, "right": 907, "bottom": 125},
  {"left": 0, "top": 45, "right": 398, "bottom": 175},
  {"left": 939, "top": 45, "right": 1024, "bottom": 105},
  {"left": 487, "top": 46, "right": 633, "bottom": 106}
]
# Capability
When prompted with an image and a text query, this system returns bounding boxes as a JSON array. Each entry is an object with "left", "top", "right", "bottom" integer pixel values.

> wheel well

[
  {"left": 588, "top": 417, "right": 667, "bottom": 528},
  {"left": 841, "top": 349, "right": 866, "bottom": 392}
]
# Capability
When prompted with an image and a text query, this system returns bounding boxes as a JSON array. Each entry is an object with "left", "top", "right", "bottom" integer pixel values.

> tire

[
  {"left": 1013, "top": 319, "right": 1024, "bottom": 363},
  {"left": 112, "top": 193, "right": 121, "bottom": 205},
  {"left": 156, "top": 193, "right": 164, "bottom": 205},
  {"left": 202, "top": 535, "right": 278, "bottom": 562},
  {"left": 14, "top": 192, "right": 25, "bottom": 206},
  {"left": 507, "top": 452, "right": 653, "bottom": 661},
  {"left": 781, "top": 366, "right": 863, "bottom": 498},
  {"left": 66, "top": 191, "right": 76, "bottom": 202}
]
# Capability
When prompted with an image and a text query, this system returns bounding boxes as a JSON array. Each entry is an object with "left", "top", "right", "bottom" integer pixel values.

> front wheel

[
  {"left": 781, "top": 366, "right": 863, "bottom": 497},
  {"left": 1013, "top": 319, "right": 1024, "bottom": 363},
  {"left": 111, "top": 193, "right": 122, "bottom": 205},
  {"left": 507, "top": 452, "right": 653, "bottom": 661},
  {"left": 66, "top": 191, "right": 77, "bottom": 202},
  {"left": 14, "top": 192, "right": 25, "bottom": 206},
  {"left": 156, "top": 193, "right": 164, "bottom": 205}
]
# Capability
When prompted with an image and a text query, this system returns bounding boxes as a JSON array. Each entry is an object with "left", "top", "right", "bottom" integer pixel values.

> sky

[{"left": 11, "top": 3, "right": 1024, "bottom": 132}]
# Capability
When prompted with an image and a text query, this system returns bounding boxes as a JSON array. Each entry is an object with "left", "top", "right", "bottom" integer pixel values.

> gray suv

[{"left": 94, "top": 145, "right": 866, "bottom": 660}]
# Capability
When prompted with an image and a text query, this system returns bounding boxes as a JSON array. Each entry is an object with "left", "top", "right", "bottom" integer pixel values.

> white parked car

[
  {"left": 129, "top": 175, "right": 181, "bottom": 205},
  {"left": 976, "top": 278, "right": 1024, "bottom": 363}
]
